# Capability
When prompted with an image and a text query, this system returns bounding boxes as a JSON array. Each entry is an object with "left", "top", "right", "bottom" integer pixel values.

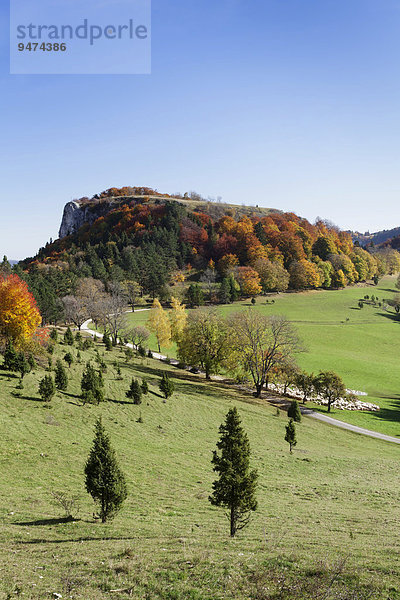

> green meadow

[
  {"left": 126, "top": 276, "right": 400, "bottom": 437},
  {"left": 1, "top": 338, "right": 400, "bottom": 599}
]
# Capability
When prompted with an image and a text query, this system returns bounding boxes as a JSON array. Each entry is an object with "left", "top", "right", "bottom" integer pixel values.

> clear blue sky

[{"left": 1, "top": 0, "right": 400, "bottom": 259}]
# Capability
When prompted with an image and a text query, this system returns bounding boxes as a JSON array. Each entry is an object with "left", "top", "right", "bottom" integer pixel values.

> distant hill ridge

[{"left": 351, "top": 226, "right": 400, "bottom": 247}]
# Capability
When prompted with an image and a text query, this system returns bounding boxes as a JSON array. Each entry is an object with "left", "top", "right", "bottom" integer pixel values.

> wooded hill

[{"left": 15, "top": 187, "right": 400, "bottom": 323}]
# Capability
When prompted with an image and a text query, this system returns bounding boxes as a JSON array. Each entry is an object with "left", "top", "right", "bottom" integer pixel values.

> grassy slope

[
  {"left": 126, "top": 276, "right": 400, "bottom": 437},
  {"left": 1, "top": 339, "right": 400, "bottom": 598}
]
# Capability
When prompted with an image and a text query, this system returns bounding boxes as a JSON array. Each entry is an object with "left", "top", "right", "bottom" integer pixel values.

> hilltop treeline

[{"left": 15, "top": 196, "right": 400, "bottom": 322}]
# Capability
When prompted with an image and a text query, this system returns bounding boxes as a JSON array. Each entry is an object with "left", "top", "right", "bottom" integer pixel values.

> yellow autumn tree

[
  {"left": 236, "top": 267, "right": 262, "bottom": 296},
  {"left": 147, "top": 298, "right": 171, "bottom": 353},
  {"left": 169, "top": 297, "right": 187, "bottom": 343},
  {"left": 0, "top": 274, "right": 41, "bottom": 345}
]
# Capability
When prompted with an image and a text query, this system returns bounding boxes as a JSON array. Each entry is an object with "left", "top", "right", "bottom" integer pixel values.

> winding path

[
  {"left": 81, "top": 314, "right": 400, "bottom": 445},
  {"left": 302, "top": 407, "right": 400, "bottom": 444}
]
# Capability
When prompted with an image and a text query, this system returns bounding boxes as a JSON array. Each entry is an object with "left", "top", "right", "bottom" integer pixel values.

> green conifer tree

[
  {"left": 126, "top": 378, "right": 142, "bottom": 404},
  {"left": 64, "top": 352, "right": 74, "bottom": 368},
  {"left": 209, "top": 407, "right": 258, "bottom": 537},
  {"left": 49, "top": 328, "right": 58, "bottom": 342},
  {"left": 16, "top": 352, "right": 30, "bottom": 379},
  {"left": 55, "top": 359, "right": 68, "bottom": 391},
  {"left": 81, "top": 363, "right": 104, "bottom": 404},
  {"left": 103, "top": 334, "right": 112, "bottom": 351},
  {"left": 38, "top": 375, "right": 56, "bottom": 402},
  {"left": 64, "top": 327, "right": 74, "bottom": 346},
  {"left": 84, "top": 418, "right": 128, "bottom": 522},
  {"left": 3, "top": 339, "right": 18, "bottom": 371},
  {"left": 287, "top": 399, "right": 301, "bottom": 422},
  {"left": 141, "top": 378, "right": 149, "bottom": 395},
  {"left": 28, "top": 354, "right": 36, "bottom": 370},
  {"left": 219, "top": 277, "right": 231, "bottom": 304},
  {"left": 285, "top": 419, "right": 297, "bottom": 453},
  {"left": 159, "top": 372, "right": 174, "bottom": 399}
]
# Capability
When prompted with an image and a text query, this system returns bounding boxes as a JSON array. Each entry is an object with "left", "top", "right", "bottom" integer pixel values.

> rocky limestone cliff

[
  {"left": 59, "top": 202, "right": 85, "bottom": 238},
  {"left": 58, "top": 199, "right": 123, "bottom": 238}
]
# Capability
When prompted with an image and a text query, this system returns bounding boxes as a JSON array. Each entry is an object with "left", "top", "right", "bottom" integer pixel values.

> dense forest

[{"left": 9, "top": 188, "right": 400, "bottom": 324}]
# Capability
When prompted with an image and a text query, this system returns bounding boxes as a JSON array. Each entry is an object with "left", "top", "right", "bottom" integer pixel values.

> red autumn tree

[{"left": 0, "top": 274, "right": 41, "bottom": 343}]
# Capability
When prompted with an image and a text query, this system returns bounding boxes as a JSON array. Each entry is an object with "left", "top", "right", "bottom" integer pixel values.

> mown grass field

[
  {"left": 1, "top": 337, "right": 400, "bottom": 598},
  {"left": 126, "top": 276, "right": 400, "bottom": 437}
]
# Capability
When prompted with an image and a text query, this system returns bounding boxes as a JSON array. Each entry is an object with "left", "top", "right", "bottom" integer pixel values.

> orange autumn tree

[
  {"left": 0, "top": 274, "right": 41, "bottom": 344},
  {"left": 236, "top": 267, "right": 262, "bottom": 296}
]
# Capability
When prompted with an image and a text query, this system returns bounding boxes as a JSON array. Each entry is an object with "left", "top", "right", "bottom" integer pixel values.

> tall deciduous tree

[
  {"left": 295, "top": 371, "right": 315, "bottom": 404},
  {"left": 169, "top": 297, "right": 187, "bottom": 343},
  {"left": 128, "top": 325, "right": 150, "bottom": 350},
  {"left": 315, "top": 371, "right": 346, "bottom": 412},
  {"left": 147, "top": 298, "right": 171, "bottom": 353},
  {"left": 62, "top": 295, "right": 88, "bottom": 330},
  {"left": 230, "top": 311, "right": 301, "bottom": 397},
  {"left": 177, "top": 309, "right": 233, "bottom": 380},
  {"left": 84, "top": 418, "right": 128, "bottom": 522},
  {"left": 209, "top": 407, "right": 258, "bottom": 537}
]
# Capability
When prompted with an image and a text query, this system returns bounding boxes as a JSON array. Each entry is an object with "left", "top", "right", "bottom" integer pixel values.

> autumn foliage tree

[
  {"left": 0, "top": 274, "right": 41, "bottom": 344},
  {"left": 147, "top": 298, "right": 171, "bottom": 352}
]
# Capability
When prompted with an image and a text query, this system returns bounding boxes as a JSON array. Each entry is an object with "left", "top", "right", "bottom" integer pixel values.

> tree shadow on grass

[
  {"left": 378, "top": 288, "right": 398, "bottom": 294},
  {"left": 149, "top": 390, "right": 164, "bottom": 399},
  {"left": 375, "top": 312, "right": 400, "bottom": 323},
  {"left": 106, "top": 397, "right": 137, "bottom": 405},
  {"left": 18, "top": 395, "right": 43, "bottom": 402},
  {"left": 13, "top": 516, "right": 80, "bottom": 526},
  {"left": 369, "top": 396, "right": 400, "bottom": 432},
  {"left": 14, "top": 535, "right": 138, "bottom": 545}
]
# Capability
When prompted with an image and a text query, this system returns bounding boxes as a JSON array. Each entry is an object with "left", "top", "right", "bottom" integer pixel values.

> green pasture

[
  {"left": 0, "top": 338, "right": 400, "bottom": 598},
  {"left": 126, "top": 276, "right": 400, "bottom": 437}
]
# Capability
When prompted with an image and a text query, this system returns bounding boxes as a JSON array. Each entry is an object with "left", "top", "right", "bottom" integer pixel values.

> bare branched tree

[
  {"left": 229, "top": 311, "right": 302, "bottom": 397},
  {"left": 61, "top": 295, "right": 88, "bottom": 330}
]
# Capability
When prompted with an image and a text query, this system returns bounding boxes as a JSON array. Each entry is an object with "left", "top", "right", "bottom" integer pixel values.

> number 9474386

[{"left": 18, "top": 42, "right": 67, "bottom": 52}]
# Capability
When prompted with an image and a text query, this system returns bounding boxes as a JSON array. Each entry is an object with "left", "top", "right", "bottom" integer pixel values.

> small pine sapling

[
  {"left": 285, "top": 419, "right": 297, "bottom": 453},
  {"left": 38, "top": 375, "right": 56, "bottom": 402}
]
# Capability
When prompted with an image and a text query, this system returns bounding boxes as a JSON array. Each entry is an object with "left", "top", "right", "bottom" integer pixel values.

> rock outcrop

[
  {"left": 58, "top": 199, "right": 120, "bottom": 239},
  {"left": 59, "top": 201, "right": 86, "bottom": 238}
]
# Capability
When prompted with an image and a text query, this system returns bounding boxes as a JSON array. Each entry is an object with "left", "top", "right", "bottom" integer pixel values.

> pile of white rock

[{"left": 270, "top": 384, "right": 379, "bottom": 412}]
